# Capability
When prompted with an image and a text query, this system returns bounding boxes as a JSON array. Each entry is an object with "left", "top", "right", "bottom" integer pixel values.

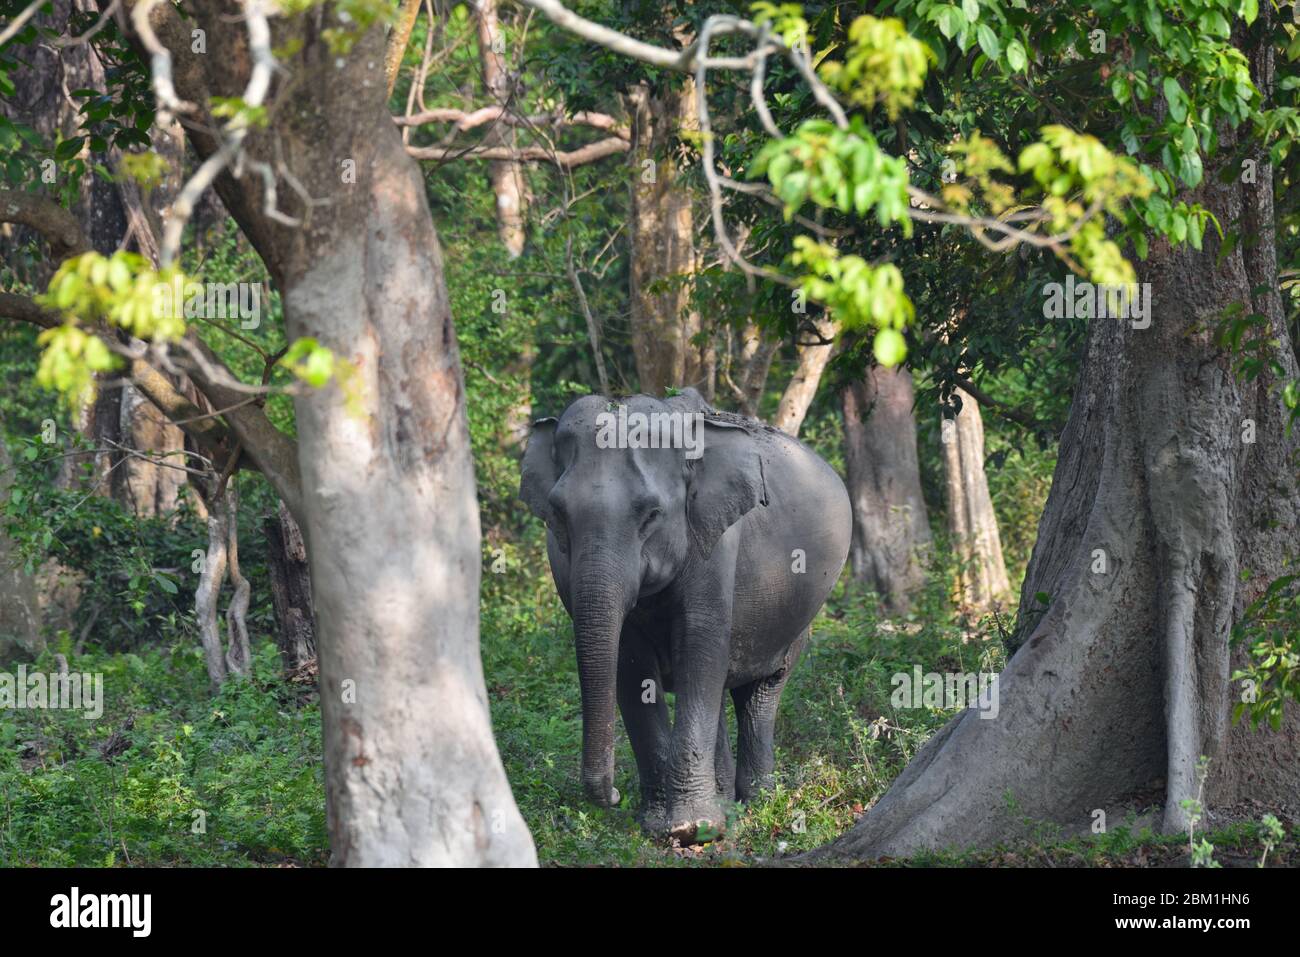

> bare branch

[
  {"left": 407, "top": 136, "right": 629, "bottom": 167},
  {"left": 0, "top": 291, "right": 59, "bottom": 329},
  {"left": 54, "top": 0, "right": 121, "bottom": 48},
  {"left": 0, "top": 0, "right": 46, "bottom": 50},
  {"left": 694, "top": 18, "right": 791, "bottom": 287},
  {"left": 908, "top": 186, "right": 1102, "bottom": 263},
  {"left": 0, "top": 189, "right": 90, "bottom": 259},
  {"left": 130, "top": 0, "right": 197, "bottom": 120},
  {"left": 394, "top": 105, "right": 629, "bottom": 139},
  {"left": 565, "top": 234, "right": 610, "bottom": 395},
  {"left": 513, "top": 0, "right": 701, "bottom": 71},
  {"left": 158, "top": 0, "right": 278, "bottom": 267},
  {"left": 514, "top": 2, "right": 848, "bottom": 280},
  {"left": 385, "top": 0, "right": 424, "bottom": 97}
]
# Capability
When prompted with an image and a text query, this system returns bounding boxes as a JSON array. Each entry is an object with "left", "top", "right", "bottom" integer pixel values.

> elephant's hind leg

[
  {"left": 714, "top": 701, "right": 736, "bottom": 802},
  {"left": 732, "top": 628, "right": 809, "bottom": 803}
]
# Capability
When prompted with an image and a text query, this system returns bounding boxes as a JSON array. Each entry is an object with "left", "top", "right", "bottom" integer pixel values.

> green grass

[
  {"left": 2, "top": 561, "right": 1293, "bottom": 868},
  {"left": 0, "top": 640, "right": 326, "bottom": 867}
]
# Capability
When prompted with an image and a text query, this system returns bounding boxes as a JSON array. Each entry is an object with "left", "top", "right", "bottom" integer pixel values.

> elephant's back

[
  {"left": 735, "top": 418, "right": 851, "bottom": 560},
  {"left": 721, "top": 421, "right": 850, "bottom": 682}
]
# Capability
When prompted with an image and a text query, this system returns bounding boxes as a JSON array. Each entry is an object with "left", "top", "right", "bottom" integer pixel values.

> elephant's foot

[
  {"left": 664, "top": 797, "right": 728, "bottom": 846},
  {"left": 635, "top": 791, "right": 671, "bottom": 836},
  {"left": 735, "top": 770, "right": 774, "bottom": 805}
]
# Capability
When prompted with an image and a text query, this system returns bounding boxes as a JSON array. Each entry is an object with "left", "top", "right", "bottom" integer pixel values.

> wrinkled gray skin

[{"left": 520, "top": 389, "right": 850, "bottom": 842}]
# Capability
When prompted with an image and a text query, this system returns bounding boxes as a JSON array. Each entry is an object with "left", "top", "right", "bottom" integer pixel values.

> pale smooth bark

[
  {"left": 773, "top": 315, "right": 838, "bottom": 436},
  {"left": 476, "top": 0, "right": 529, "bottom": 257},
  {"left": 131, "top": 8, "right": 538, "bottom": 866},
  {"left": 116, "top": 385, "right": 186, "bottom": 517},
  {"left": 223, "top": 486, "right": 252, "bottom": 676},
  {"left": 195, "top": 495, "right": 231, "bottom": 690},
  {"left": 725, "top": 320, "right": 777, "bottom": 417},
  {"left": 841, "top": 366, "right": 932, "bottom": 612},
  {"left": 940, "top": 388, "right": 1011, "bottom": 610}
]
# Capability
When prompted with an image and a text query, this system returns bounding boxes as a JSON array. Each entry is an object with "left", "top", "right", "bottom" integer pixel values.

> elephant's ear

[
  {"left": 686, "top": 419, "right": 769, "bottom": 559},
  {"left": 519, "top": 417, "right": 560, "bottom": 526}
]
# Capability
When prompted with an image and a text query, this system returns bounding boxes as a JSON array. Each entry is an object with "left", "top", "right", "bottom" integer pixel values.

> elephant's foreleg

[
  {"left": 733, "top": 628, "right": 808, "bottom": 802},
  {"left": 663, "top": 609, "right": 731, "bottom": 843},
  {"left": 616, "top": 625, "right": 671, "bottom": 831}
]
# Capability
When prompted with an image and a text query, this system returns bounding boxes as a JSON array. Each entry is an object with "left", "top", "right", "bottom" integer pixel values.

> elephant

[{"left": 519, "top": 388, "right": 850, "bottom": 842}]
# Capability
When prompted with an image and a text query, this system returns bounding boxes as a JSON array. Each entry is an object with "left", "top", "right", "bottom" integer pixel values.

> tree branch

[
  {"left": 513, "top": 0, "right": 701, "bottom": 71},
  {"left": 565, "top": 234, "right": 609, "bottom": 395},
  {"left": 385, "top": 0, "right": 425, "bottom": 97},
  {"left": 950, "top": 377, "right": 1043, "bottom": 432},
  {"left": 0, "top": 189, "right": 303, "bottom": 517},
  {"left": 0, "top": 0, "right": 47, "bottom": 50},
  {"left": 0, "top": 190, "right": 90, "bottom": 259},
  {"left": 395, "top": 105, "right": 628, "bottom": 139},
  {"left": 407, "top": 136, "right": 629, "bottom": 167}
]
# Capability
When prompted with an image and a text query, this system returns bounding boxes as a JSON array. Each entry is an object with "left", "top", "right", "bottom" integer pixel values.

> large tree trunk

[
  {"left": 941, "top": 388, "right": 1011, "bottom": 611},
  {"left": 820, "top": 31, "right": 1299, "bottom": 859},
  {"left": 114, "top": 384, "right": 187, "bottom": 516},
  {"left": 627, "top": 82, "right": 713, "bottom": 398},
  {"left": 841, "top": 366, "right": 932, "bottom": 612},
  {"left": 264, "top": 499, "right": 316, "bottom": 675},
  {"left": 271, "top": 29, "right": 535, "bottom": 870},
  {"left": 476, "top": 0, "right": 529, "bottom": 258},
  {"left": 773, "top": 315, "right": 838, "bottom": 436},
  {"left": 288, "top": 149, "right": 536, "bottom": 864},
  {"left": 132, "top": 8, "right": 537, "bottom": 865}
]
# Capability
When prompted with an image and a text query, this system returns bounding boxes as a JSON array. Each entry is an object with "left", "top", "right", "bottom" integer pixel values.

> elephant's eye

[
  {"left": 639, "top": 507, "right": 663, "bottom": 536},
  {"left": 546, "top": 493, "right": 568, "bottom": 527}
]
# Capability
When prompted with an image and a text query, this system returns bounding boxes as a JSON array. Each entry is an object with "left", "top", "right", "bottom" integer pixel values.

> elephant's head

[{"left": 519, "top": 389, "right": 768, "bottom": 807}]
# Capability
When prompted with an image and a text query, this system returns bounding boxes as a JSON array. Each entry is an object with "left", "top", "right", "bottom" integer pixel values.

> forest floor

[{"left": 1, "top": 573, "right": 1294, "bottom": 867}]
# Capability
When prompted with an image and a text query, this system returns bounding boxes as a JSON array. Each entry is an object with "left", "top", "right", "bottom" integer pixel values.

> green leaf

[
  {"left": 1197, "top": 11, "right": 1231, "bottom": 38},
  {"left": 1111, "top": 73, "right": 1131, "bottom": 106},
  {"left": 873, "top": 328, "right": 907, "bottom": 366},
  {"left": 976, "top": 24, "right": 1000, "bottom": 60},
  {"left": 1163, "top": 77, "right": 1187, "bottom": 123},
  {"left": 936, "top": 5, "right": 962, "bottom": 39},
  {"left": 54, "top": 136, "right": 85, "bottom": 160},
  {"left": 1005, "top": 39, "right": 1026, "bottom": 72}
]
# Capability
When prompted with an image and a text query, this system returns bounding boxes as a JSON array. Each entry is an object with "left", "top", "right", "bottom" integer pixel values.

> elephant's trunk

[{"left": 572, "top": 562, "right": 633, "bottom": 808}]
